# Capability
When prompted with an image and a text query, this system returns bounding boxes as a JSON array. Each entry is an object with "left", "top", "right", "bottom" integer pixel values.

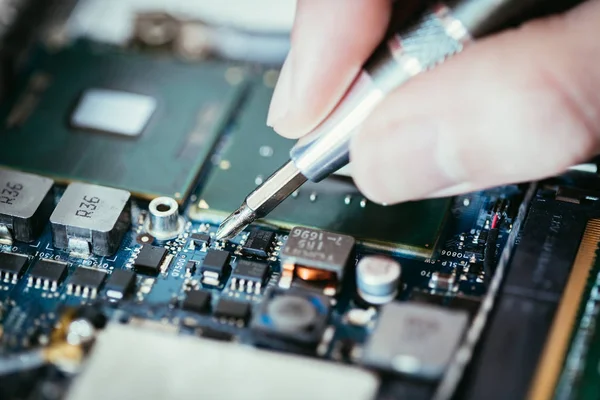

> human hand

[{"left": 267, "top": 0, "right": 600, "bottom": 204}]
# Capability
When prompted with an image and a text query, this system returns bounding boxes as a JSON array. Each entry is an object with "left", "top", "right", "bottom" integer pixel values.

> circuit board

[{"left": 0, "top": 27, "right": 599, "bottom": 400}]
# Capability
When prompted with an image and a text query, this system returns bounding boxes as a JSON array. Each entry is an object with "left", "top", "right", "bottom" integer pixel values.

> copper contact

[{"left": 295, "top": 266, "right": 335, "bottom": 281}]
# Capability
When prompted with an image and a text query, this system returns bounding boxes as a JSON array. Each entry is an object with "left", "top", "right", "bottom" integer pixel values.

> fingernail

[
  {"left": 351, "top": 119, "right": 460, "bottom": 204},
  {"left": 267, "top": 52, "right": 293, "bottom": 127}
]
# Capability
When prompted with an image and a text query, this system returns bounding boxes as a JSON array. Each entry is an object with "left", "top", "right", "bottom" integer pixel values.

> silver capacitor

[
  {"left": 356, "top": 256, "right": 401, "bottom": 305},
  {"left": 146, "top": 197, "right": 184, "bottom": 240}
]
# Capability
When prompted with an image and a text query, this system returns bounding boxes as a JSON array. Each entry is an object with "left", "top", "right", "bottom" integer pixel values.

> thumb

[{"left": 350, "top": 0, "right": 600, "bottom": 204}]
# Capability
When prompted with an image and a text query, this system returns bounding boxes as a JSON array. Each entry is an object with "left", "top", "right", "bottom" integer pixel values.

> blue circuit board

[{"left": 0, "top": 185, "right": 520, "bottom": 357}]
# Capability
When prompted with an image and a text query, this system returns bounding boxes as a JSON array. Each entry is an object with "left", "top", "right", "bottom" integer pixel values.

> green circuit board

[
  {"left": 192, "top": 82, "right": 452, "bottom": 256},
  {"left": 0, "top": 42, "right": 245, "bottom": 202}
]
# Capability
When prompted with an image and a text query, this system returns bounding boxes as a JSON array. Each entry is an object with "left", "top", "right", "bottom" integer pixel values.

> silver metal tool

[{"left": 216, "top": 0, "right": 552, "bottom": 240}]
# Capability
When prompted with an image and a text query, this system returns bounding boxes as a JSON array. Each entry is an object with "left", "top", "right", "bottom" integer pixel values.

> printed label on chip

[{"left": 281, "top": 227, "right": 355, "bottom": 272}]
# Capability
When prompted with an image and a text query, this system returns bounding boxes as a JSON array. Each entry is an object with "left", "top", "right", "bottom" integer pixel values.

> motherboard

[{"left": 0, "top": 3, "right": 599, "bottom": 400}]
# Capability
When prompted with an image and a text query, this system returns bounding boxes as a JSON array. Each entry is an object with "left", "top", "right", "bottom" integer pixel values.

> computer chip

[
  {"left": 134, "top": 245, "right": 167, "bottom": 275},
  {"left": 191, "top": 81, "right": 450, "bottom": 255},
  {"left": 28, "top": 259, "right": 68, "bottom": 291},
  {"left": 105, "top": 269, "right": 136, "bottom": 300},
  {"left": 214, "top": 299, "right": 251, "bottom": 323},
  {"left": 182, "top": 290, "right": 211, "bottom": 314},
  {"left": 201, "top": 249, "right": 231, "bottom": 282},
  {"left": 0, "top": 168, "right": 54, "bottom": 243},
  {"left": 282, "top": 227, "right": 355, "bottom": 273},
  {"left": 67, "top": 267, "right": 107, "bottom": 298},
  {"left": 0, "top": 42, "right": 245, "bottom": 201},
  {"left": 50, "top": 182, "right": 131, "bottom": 257},
  {"left": 71, "top": 89, "right": 157, "bottom": 137},
  {"left": 186, "top": 261, "right": 197, "bottom": 275},
  {"left": 190, "top": 233, "right": 210, "bottom": 248},
  {"left": 362, "top": 302, "right": 468, "bottom": 379},
  {"left": 242, "top": 230, "right": 275, "bottom": 258},
  {"left": 231, "top": 260, "right": 269, "bottom": 294},
  {"left": 0, "top": 252, "right": 28, "bottom": 283}
]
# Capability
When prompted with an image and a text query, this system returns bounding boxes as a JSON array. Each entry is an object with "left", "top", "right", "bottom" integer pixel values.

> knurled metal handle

[{"left": 365, "top": 3, "right": 473, "bottom": 92}]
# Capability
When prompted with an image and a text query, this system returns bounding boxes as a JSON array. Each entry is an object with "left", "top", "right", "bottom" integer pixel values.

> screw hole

[{"left": 156, "top": 203, "right": 171, "bottom": 212}]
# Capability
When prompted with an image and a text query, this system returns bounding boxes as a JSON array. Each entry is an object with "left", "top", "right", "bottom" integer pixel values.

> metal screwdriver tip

[
  {"left": 215, "top": 203, "right": 256, "bottom": 240},
  {"left": 215, "top": 160, "right": 308, "bottom": 240}
]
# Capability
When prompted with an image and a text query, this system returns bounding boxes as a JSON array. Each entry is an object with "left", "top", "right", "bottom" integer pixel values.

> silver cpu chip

[
  {"left": 71, "top": 89, "right": 157, "bottom": 137},
  {"left": 0, "top": 168, "right": 54, "bottom": 243},
  {"left": 362, "top": 302, "right": 469, "bottom": 379},
  {"left": 50, "top": 183, "right": 131, "bottom": 257}
]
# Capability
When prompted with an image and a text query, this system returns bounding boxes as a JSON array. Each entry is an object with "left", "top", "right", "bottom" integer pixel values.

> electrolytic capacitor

[{"left": 356, "top": 256, "right": 401, "bottom": 305}]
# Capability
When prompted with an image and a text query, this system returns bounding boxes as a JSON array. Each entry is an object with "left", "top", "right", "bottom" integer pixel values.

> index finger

[{"left": 268, "top": 0, "right": 391, "bottom": 139}]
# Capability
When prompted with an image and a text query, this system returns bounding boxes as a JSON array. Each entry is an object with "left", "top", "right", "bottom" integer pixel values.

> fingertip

[
  {"left": 273, "top": 0, "right": 391, "bottom": 138},
  {"left": 272, "top": 123, "right": 306, "bottom": 139}
]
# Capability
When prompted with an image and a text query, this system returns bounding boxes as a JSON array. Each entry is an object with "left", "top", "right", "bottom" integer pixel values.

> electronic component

[
  {"left": 428, "top": 272, "right": 457, "bottom": 292},
  {"left": 0, "top": 252, "right": 28, "bottom": 283},
  {"left": 282, "top": 227, "right": 354, "bottom": 271},
  {"left": 50, "top": 182, "right": 131, "bottom": 257},
  {"left": 362, "top": 302, "right": 468, "bottom": 379},
  {"left": 67, "top": 267, "right": 107, "bottom": 298},
  {"left": 279, "top": 227, "right": 354, "bottom": 295},
  {"left": 134, "top": 245, "right": 168, "bottom": 275},
  {"left": 182, "top": 290, "right": 211, "bottom": 314},
  {"left": 0, "top": 42, "right": 245, "bottom": 201},
  {"left": 197, "top": 327, "right": 234, "bottom": 342},
  {"left": 214, "top": 299, "right": 251, "bottom": 323},
  {"left": 105, "top": 269, "right": 136, "bottom": 300},
  {"left": 191, "top": 82, "right": 450, "bottom": 256},
  {"left": 190, "top": 232, "right": 210, "bottom": 248},
  {"left": 200, "top": 249, "right": 230, "bottom": 286},
  {"left": 242, "top": 230, "right": 275, "bottom": 258},
  {"left": 251, "top": 289, "right": 330, "bottom": 349},
  {"left": 185, "top": 261, "right": 196, "bottom": 275},
  {"left": 70, "top": 88, "right": 157, "bottom": 137},
  {"left": 462, "top": 196, "right": 589, "bottom": 399},
  {"left": 268, "top": 295, "right": 317, "bottom": 332},
  {"left": 145, "top": 197, "right": 184, "bottom": 240},
  {"left": 74, "top": 304, "right": 108, "bottom": 329},
  {"left": 345, "top": 308, "right": 377, "bottom": 327},
  {"left": 66, "top": 324, "right": 379, "bottom": 400},
  {"left": 356, "top": 256, "right": 401, "bottom": 304},
  {"left": 28, "top": 259, "right": 68, "bottom": 291},
  {"left": 0, "top": 168, "right": 54, "bottom": 244},
  {"left": 231, "top": 260, "right": 268, "bottom": 294}
]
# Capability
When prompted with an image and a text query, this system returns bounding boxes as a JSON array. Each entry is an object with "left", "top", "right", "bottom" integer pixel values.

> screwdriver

[{"left": 216, "top": 0, "right": 575, "bottom": 240}]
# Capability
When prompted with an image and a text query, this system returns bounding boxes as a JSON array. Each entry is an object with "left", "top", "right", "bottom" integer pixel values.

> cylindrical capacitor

[
  {"left": 147, "top": 197, "right": 183, "bottom": 240},
  {"left": 356, "top": 256, "right": 401, "bottom": 305}
]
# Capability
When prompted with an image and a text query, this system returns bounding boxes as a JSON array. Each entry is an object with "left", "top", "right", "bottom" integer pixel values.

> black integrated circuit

[
  {"left": 242, "top": 230, "right": 275, "bottom": 258},
  {"left": 200, "top": 249, "right": 231, "bottom": 286},
  {"left": 135, "top": 245, "right": 168, "bottom": 275},
  {"left": 0, "top": 252, "right": 28, "bottom": 283},
  {"left": 67, "top": 267, "right": 107, "bottom": 298},
  {"left": 186, "top": 261, "right": 197, "bottom": 275},
  {"left": 182, "top": 290, "right": 211, "bottom": 314},
  {"left": 202, "top": 249, "right": 230, "bottom": 274},
  {"left": 214, "top": 299, "right": 251, "bottom": 324},
  {"left": 197, "top": 327, "right": 234, "bottom": 342},
  {"left": 231, "top": 260, "right": 269, "bottom": 294},
  {"left": 105, "top": 269, "right": 136, "bottom": 301},
  {"left": 28, "top": 259, "right": 67, "bottom": 291},
  {"left": 190, "top": 233, "right": 210, "bottom": 248}
]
